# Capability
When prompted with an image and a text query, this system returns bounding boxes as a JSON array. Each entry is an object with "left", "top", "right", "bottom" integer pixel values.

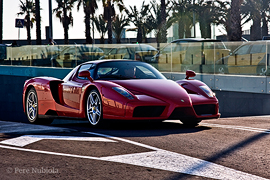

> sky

[{"left": 3, "top": 0, "right": 230, "bottom": 41}]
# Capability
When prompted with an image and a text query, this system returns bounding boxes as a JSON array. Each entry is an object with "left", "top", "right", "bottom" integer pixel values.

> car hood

[{"left": 111, "top": 79, "right": 191, "bottom": 105}]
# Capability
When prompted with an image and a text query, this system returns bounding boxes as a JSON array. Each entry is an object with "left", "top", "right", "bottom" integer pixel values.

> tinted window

[
  {"left": 250, "top": 44, "right": 264, "bottom": 54},
  {"left": 77, "top": 64, "right": 95, "bottom": 79},
  {"left": 235, "top": 44, "right": 250, "bottom": 55},
  {"left": 94, "top": 61, "right": 166, "bottom": 80}
]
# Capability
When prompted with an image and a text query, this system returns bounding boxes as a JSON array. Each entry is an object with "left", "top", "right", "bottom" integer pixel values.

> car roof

[
  {"left": 80, "top": 59, "right": 140, "bottom": 66},
  {"left": 171, "top": 38, "right": 222, "bottom": 43}
]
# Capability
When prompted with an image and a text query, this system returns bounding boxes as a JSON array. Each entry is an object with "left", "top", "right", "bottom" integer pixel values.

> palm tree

[
  {"left": 193, "top": 0, "right": 223, "bottom": 39},
  {"left": 241, "top": 0, "right": 261, "bottom": 40},
  {"left": 260, "top": 0, "right": 270, "bottom": 38},
  {"left": 93, "top": 14, "right": 107, "bottom": 44},
  {"left": 168, "top": 0, "right": 193, "bottom": 39},
  {"left": 53, "top": 0, "right": 76, "bottom": 44},
  {"left": 125, "top": 1, "right": 149, "bottom": 43},
  {"left": 112, "top": 14, "right": 130, "bottom": 43},
  {"left": 229, "top": 0, "right": 243, "bottom": 41},
  {"left": 35, "top": 0, "right": 41, "bottom": 45},
  {"left": 241, "top": 0, "right": 270, "bottom": 40},
  {"left": 102, "top": 0, "right": 125, "bottom": 44},
  {"left": 148, "top": 0, "right": 171, "bottom": 48},
  {"left": 17, "top": 0, "right": 36, "bottom": 45},
  {"left": 160, "top": 0, "right": 166, "bottom": 42},
  {"left": 213, "top": 0, "right": 231, "bottom": 37},
  {"left": 77, "top": 0, "right": 99, "bottom": 44}
]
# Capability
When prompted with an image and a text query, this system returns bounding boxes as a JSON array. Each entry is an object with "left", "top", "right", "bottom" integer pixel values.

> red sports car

[{"left": 23, "top": 59, "right": 220, "bottom": 127}]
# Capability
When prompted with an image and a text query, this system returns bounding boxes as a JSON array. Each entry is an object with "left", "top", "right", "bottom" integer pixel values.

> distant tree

[
  {"left": 77, "top": 0, "right": 98, "bottom": 44},
  {"left": 148, "top": 0, "right": 171, "bottom": 48},
  {"left": 168, "top": 0, "right": 193, "bottom": 39},
  {"left": 112, "top": 14, "right": 129, "bottom": 43},
  {"left": 17, "top": 0, "right": 36, "bottom": 45},
  {"left": 260, "top": 0, "right": 270, "bottom": 38},
  {"left": 102, "top": 0, "right": 125, "bottom": 44},
  {"left": 229, "top": 0, "right": 243, "bottom": 41},
  {"left": 93, "top": 14, "right": 107, "bottom": 44},
  {"left": 53, "top": 0, "right": 76, "bottom": 44},
  {"left": 242, "top": 0, "right": 261, "bottom": 40},
  {"left": 213, "top": 0, "right": 231, "bottom": 37},
  {"left": 241, "top": 0, "right": 270, "bottom": 40},
  {"left": 193, "top": 0, "right": 223, "bottom": 39},
  {"left": 160, "top": 0, "right": 167, "bottom": 42},
  {"left": 125, "top": 1, "right": 149, "bottom": 43}
]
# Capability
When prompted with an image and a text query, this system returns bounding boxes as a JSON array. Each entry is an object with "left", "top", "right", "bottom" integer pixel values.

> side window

[
  {"left": 235, "top": 45, "right": 250, "bottom": 55},
  {"left": 97, "top": 67, "right": 114, "bottom": 76},
  {"left": 108, "top": 48, "right": 117, "bottom": 55},
  {"left": 117, "top": 48, "right": 128, "bottom": 54},
  {"left": 250, "top": 44, "right": 263, "bottom": 54},
  {"left": 161, "top": 44, "right": 173, "bottom": 53}
]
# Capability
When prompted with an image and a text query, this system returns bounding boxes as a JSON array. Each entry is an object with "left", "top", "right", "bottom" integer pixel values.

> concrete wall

[
  {"left": 0, "top": 66, "right": 71, "bottom": 123},
  {"left": 1, "top": 66, "right": 270, "bottom": 123}
]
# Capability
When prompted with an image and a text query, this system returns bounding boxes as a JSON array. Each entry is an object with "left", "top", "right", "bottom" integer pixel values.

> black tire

[
  {"left": 180, "top": 119, "right": 201, "bottom": 127},
  {"left": 86, "top": 89, "right": 103, "bottom": 126},
  {"left": 25, "top": 88, "right": 53, "bottom": 125}
]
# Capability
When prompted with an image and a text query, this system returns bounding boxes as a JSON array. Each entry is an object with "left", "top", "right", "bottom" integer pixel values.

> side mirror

[
  {"left": 78, "top": 70, "right": 93, "bottom": 82},
  {"left": 185, "top": 70, "right": 196, "bottom": 79}
]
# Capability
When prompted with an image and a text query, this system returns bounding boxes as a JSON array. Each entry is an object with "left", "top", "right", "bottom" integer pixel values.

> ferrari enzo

[{"left": 23, "top": 59, "right": 220, "bottom": 127}]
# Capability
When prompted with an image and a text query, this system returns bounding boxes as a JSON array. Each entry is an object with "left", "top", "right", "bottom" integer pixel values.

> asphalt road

[{"left": 0, "top": 116, "right": 269, "bottom": 180}]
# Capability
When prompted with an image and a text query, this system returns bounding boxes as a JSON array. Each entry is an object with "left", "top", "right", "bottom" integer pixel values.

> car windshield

[{"left": 94, "top": 61, "right": 166, "bottom": 80}]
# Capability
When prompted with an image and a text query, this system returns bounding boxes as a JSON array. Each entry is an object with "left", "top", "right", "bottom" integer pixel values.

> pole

[
  {"left": 35, "top": 0, "right": 41, "bottom": 45},
  {"left": 92, "top": 18, "right": 94, "bottom": 44},
  {"left": 49, "top": 0, "right": 53, "bottom": 40},
  {"left": 193, "top": 11, "right": 196, "bottom": 38},
  {"left": 0, "top": 0, "right": 2, "bottom": 44}
]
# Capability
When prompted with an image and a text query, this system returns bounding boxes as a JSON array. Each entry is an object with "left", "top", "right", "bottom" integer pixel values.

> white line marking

[
  {"left": 84, "top": 132, "right": 160, "bottom": 151},
  {"left": 0, "top": 144, "right": 267, "bottom": 180},
  {"left": 0, "top": 131, "right": 268, "bottom": 179},
  {"left": 201, "top": 123, "right": 270, "bottom": 134},
  {"left": 102, "top": 150, "right": 268, "bottom": 180},
  {"left": 0, "top": 135, "right": 116, "bottom": 147}
]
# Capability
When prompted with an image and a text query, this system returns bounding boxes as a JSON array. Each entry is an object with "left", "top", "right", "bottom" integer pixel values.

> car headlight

[
  {"left": 199, "top": 86, "right": 215, "bottom": 97},
  {"left": 112, "top": 87, "right": 134, "bottom": 99}
]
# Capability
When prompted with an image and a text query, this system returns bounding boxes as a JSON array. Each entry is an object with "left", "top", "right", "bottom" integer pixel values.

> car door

[
  {"left": 227, "top": 44, "right": 251, "bottom": 65},
  {"left": 62, "top": 64, "right": 93, "bottom": 110},
  {"left": 249, "top": 43, "right": 266, "bottom": 66}
]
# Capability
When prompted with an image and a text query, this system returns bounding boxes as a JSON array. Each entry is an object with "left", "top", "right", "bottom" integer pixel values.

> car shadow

[{"left": 50, "top": 119, "right": 212, "bottom": 138}]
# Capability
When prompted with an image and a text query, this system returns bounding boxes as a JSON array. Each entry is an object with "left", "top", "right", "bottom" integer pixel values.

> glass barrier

[{"left": 1, "top": 41, "right": 269, "bottom": 76}]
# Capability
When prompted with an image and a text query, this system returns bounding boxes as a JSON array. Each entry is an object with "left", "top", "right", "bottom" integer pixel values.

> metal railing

[{"left": 1, "top": 41, "right": 270, "bottom": 76}]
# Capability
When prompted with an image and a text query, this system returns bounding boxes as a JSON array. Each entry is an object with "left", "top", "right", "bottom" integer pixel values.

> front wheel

[
  {"left": 26, "top": 88, "right": 53, "bottom": 124},
  {"left": 86, "top": 89, "right": 103, "bottom": 126}
]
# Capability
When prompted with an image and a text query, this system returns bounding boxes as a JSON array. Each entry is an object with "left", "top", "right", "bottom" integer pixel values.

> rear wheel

[
  {"left": 180, "top": 119, "right": 201, "bottom": 127},
  {"left": 86, "top": 89, "right": 103, "bottom": 126},
  {"left": 26, "top": 88, "right": 53, "bottom": 124}
]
